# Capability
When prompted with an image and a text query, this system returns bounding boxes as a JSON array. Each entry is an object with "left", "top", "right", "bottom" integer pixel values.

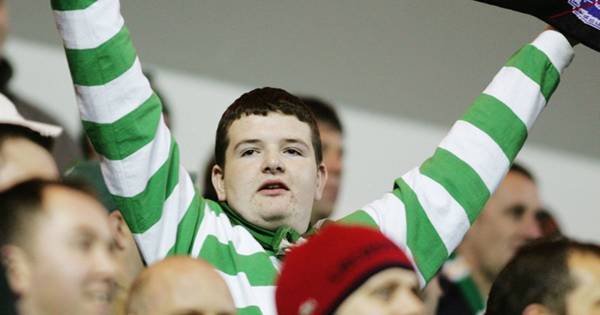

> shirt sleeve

[
  {"left": 338, "top": 30, "right": 574, "bottom": 286},
  {"left": 51, "top": 0, "right": 205, "bottom": 264}
]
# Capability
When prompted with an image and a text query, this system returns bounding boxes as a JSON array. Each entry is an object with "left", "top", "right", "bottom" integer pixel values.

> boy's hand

[{"left": 545, "top": 25, "right": 580, "bottom": 47}]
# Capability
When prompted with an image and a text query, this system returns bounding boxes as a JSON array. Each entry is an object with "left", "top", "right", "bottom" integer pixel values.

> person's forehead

[
  {"left": 362, "top": 267, "right": 418, "bottom": 290},
  {"left": 501, "top": 171, "right": 536, "bottom": 190},
  {"left": 227, "top": 113, "right": 313, "bottom": 144},
  {"left": 167, "top": 292, "right": 235, "bottom": 313},
  {"left": 1, "top": 137, "right": 52, "bottom": 162},
  {"left": 151, "top": 258, "right": 232, "bottom": 295},
  {"left": 569, "top": 252, "right": 600, "bottom": 285},
  {"left": 493, "top": 171, "right": 540, "bottom": 206},
  {"left": 158, "top": 272, "right": 234, "bottom": 312},
  {"left": 40, "top": 186, "right": 111, "bottom": 238},
  {"left": 0, "top": 140, "right": 58, "bottom": 191}
]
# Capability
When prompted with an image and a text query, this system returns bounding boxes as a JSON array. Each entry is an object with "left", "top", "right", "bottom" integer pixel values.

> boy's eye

[
  {"left": 284, "top": 148, "right": 302, "bottom": 156},
  {"left": 241, "top": 149, "right": 258, "bottom": 157}
]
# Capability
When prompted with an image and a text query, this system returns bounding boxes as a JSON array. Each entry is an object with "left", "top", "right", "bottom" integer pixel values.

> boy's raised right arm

[{"left": 51, "top": 0, "right": 203, "bottom": 264}]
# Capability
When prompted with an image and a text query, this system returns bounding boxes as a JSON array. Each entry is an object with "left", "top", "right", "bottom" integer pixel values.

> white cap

[{"left": 0, "top": 93, "right": 62, "bottom": 138}]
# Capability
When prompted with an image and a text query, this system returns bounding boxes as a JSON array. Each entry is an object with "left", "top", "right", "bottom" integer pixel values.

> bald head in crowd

[{"left": 127, "top": 256, "right": 236, "bottom": 315}]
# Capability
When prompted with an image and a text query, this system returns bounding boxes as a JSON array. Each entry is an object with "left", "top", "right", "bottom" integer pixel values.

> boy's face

[
  {"left": 335, "top": 267, "right": 424, "bottom": 315},
  {"left": 17, "top": 187, "right": 118, "bottom": 315},
  {"left": 212, "top": 113, "right": 327, "bottom": 233}
]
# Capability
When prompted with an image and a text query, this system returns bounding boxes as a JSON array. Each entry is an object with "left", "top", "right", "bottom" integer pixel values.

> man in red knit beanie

[{"left": 276, "top": 224, "right": 424, "bottom": 315}]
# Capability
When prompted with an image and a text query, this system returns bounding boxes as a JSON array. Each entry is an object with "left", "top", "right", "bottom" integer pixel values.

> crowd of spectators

[{"left": 1, "top": 0, "right": 598, "bottom": 315}]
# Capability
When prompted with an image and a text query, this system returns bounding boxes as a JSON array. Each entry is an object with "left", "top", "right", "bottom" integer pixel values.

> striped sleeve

[
  {"left": 340, "top": 30, "right": 574, "bottom": 286},
  {"left": 51, "top": 0, "right": 203, "bottom": 264}
]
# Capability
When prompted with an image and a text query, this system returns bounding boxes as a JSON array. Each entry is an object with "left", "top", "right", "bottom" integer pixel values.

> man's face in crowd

[
  {"left": 565, "top": 251, "right": 600, "bottom": 315},
  {"left": 335, "top": 267, "right": 424, "bottom": 315},
  {"left": 311, "top": 121, "right": 343, "bottom": 223},
  {"left": 9, "top": 186, "right": 117, "bottom": 315},
  {"left": 463, "top": 171, "right": 542, "bottom": 280},
  {"left": 0, "top": 138, "right": 58, "bottom": 191},
  {"left": 213, "top": 113, "right": 327, "bottom": 233}
]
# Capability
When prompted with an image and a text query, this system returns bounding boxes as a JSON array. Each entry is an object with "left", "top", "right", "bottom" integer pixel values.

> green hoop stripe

[
  {"left": 82, "top": 93, "right": 162, "bottom": 160},
  {"left": 462, "top": 94, "right": 528, "bottom": 162},
  {"left": 506, "top": 45, "right": 560, "bottom": 101},
  {"left": 66, "top": 26, "right": 137, "bottom": 86},
  {"left": 113, "top": 138, "right": 180, "bottom": 233},
  {"left": 394, "top": 178, "right": 448, "bottom": 282},
  {"left": 167, "top": 195, "right": 204, "bottom": 256},
  {"left": 237, "top": 306, "right": 263, "bottom": 315},
  {"left": 419, "top": 148, "right": 489, "bottom": 224},
  {"left": 199, "top": 235, "right": 278, "bottom": 286},
  {"left": 338, "top": 210, "right": 379, "bottom": 229},
  {"left": 206, "top": 198, "right": 225, "bottom": 215},
  {"left": 51, "top": 0, "right": 96, "bottom": 11}
]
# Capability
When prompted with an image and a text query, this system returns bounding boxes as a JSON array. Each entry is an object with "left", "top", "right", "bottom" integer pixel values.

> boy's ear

[
  {"left": 314, "top": 162, "right": 328, "bottom": 201},
  {"left": 211, "top": 164, "right": 227, "bottom": 201}
]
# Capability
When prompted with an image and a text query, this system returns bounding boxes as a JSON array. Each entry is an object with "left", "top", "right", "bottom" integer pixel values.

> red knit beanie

[{"left": 275, "top": 224, "right": 415, "bottom": 315}]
